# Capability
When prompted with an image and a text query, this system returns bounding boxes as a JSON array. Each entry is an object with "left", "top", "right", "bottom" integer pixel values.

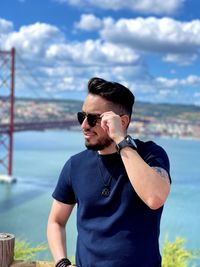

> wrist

[
  {"left": 115, "top": 135, "right": 137, "bottom": 153},
  {"left": 55, "top": 258, "right": 71, "bottom": 267},
  {"left": 114, "top": 135, "right": 126, "bottom": 145}
]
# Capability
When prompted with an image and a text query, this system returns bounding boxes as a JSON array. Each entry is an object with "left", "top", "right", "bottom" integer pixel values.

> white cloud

[
  {"left": 74, "top": 14, "right": 200, "bottom": 66},
  {"left": 135, "top": 75, "right": 200, "bottom": 104},
  {"left": 100, "top": 17, "right": 200, "bottom": 55},
  {"left": 184, "top": 75, "right": 200, "bottom": 86},
  {"left": 0, "top": 18, "right": 14, "bottom": 52},
  {"left": 129, "top": 0, "right": 183, "bottom": 15},
  {"left": 1, "top": 17, "right": 199, "bottom": 105},
  {"left": 163, "top": 53, "right": 198, "bottom": 66},
  {"left": 155, "top": 77, "right": 179, "bottom": 88},
  {"left": 1, "top": 18, "right": 139, "bottom": 66},
  {"left": 75, "top": 14, "right": 102, "bottom": 31},
  {"left": 193, "top": 90, "right": 200, "bottom": 105},
  {"left": 55, "top": 0, "right": 183, "bottom": 15},
  {"left": 2, "top": 22, "right": 64, "bottom": 59},
  {"left": 0, "top": 18, "right": 142, "bottom": 95},
  {"left": 156, "top": 75, "right": 200, "bottom": 88},
  {"left": 0, "top": 18, "right": 13, "bottom": 34},
  {"left": 46, "top": 40, "right": 140, "bottom": 65}
]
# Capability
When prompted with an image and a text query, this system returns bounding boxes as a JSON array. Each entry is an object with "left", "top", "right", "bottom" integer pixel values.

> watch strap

[
  {"left": 116, "top": 135, "right": 137, "bottom": 153},
  {"left": 55, "top": 258, "right": 72, "bottom": 267}
]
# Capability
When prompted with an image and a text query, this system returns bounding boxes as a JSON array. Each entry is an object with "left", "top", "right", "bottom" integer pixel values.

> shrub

[
  {"left": 162, "top": 237, "right": 200, "bottom": 267},
  {"left": 14, "top": 239, "right": 47, "bottom": 260}
]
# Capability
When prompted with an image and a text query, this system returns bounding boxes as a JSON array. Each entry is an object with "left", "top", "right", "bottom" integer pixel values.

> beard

[{"left": 85, "top": 136, "right": 113, "bottom": 151}]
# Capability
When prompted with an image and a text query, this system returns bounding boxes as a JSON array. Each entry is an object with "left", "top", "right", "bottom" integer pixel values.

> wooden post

[{"left": 0, "top": 233, "right": 15, "bottom": 267}]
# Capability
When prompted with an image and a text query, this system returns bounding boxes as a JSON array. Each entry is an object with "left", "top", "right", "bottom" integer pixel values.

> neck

[{"left": 98, "top": 142, "right": 117, "bottom": 155}]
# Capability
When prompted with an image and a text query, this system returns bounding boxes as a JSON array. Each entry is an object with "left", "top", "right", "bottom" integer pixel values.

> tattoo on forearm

[{"left": 152, "top": 167, "right": 170, "bottom": 184}]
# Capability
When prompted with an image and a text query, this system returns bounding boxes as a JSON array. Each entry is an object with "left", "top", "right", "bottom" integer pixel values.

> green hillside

[{"left": 14, "top": 98, "right": 200, "bottom": 124}]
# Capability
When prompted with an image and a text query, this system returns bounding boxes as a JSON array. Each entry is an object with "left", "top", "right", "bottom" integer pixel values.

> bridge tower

[{"left": 0, "top": 48, "right": 15, "bottom": 176}]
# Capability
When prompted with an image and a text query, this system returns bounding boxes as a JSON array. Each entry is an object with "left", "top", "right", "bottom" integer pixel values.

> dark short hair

[{"left": 88, "top": 77, "right": 135, "bottom": 117}]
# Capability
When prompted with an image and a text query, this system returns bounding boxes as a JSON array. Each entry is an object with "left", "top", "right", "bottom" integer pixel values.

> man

[{"left": 47, "top": 77, "right": 171, "bottom": 267}]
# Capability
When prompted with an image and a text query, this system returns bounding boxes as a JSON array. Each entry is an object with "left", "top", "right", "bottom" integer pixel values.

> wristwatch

[
  {"left": 55, "top": 258, "right": 72, "bottom": 267},
  {"left": 116, "top": 135, "right": 137, "bottom": 153}
]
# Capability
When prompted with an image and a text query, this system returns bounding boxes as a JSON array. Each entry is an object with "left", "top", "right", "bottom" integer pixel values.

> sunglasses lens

[
  {"left": 77, "top": 112, "right": 100, "bottom": 127},
  {"left": 77, "top": 112, "right": 85, "bottom": 125},
  {"left": 87, "top": 114, "right": 97, "bottom": 127}
]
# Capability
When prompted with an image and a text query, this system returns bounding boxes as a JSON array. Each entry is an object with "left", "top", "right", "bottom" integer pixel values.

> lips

[{"left": 83, "top": 131, "right": 96, "bottom": 139}]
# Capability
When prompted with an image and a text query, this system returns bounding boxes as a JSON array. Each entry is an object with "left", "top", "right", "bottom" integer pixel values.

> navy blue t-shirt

[{"left": 52, "top": 139, "right": 171, "bottom": 267}]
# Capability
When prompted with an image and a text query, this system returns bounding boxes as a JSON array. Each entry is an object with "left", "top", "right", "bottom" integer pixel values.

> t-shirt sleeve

[
  {"left": 137, "top": 140, "right": 171, "bottom": 183},
  {"left": 52, "top": 158, "right": 77, "bottom": 204}
]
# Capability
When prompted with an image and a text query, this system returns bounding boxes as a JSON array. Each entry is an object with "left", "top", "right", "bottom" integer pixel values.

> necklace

[{"left": 97, "top": 155, "right": 116, "bottom": 197}]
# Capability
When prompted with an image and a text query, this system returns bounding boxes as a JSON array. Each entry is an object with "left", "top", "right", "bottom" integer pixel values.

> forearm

[
  {"left": 120, "top": 147, "right": 170, "bottom": 209},
  {"left": 47, "top": 221, "right": 67, "bottom": 262},
  {"left": 100, "top": 111, "right": 170, "bottom": 208}
]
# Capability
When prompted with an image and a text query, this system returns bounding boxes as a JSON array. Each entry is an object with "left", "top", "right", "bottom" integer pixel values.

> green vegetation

[
  {"left": 14, "top": 237, "right": 200, "bottom": 266},
  {"left": 162, "top": 237, "right": 200, "bottom": 267},
  {"left": 134, "top": 101, "right": 200, "bottom": 123},
  {"left": 14, "top": 239, "right": 75, "bottom": 264},
  {"left": 14, "top": 239, "right": 47, "bottom": 260},
  {"left": 15, "top": 98, "right": 200, "bottom": 123}
]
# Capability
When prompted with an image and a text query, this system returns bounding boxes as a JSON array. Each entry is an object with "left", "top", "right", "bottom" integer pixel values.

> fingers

[
  {"left": 101, "top": 111, "right": 121, "bottom": 126},
  {"left": 100, "top": 111, "right": 125, "bottom": 141},
  {"left": 100, "top": 111, "right": 119, "bottom": 131}
]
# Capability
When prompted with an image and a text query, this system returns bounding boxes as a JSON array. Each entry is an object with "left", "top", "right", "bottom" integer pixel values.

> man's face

[{"left": 80, "top": 94, "right": 114, "bottom": 152}]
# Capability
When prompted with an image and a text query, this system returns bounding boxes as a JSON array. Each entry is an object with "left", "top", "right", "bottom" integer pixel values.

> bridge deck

[{"left": 0, "top": 120, "right": 78, "bottom": 134}]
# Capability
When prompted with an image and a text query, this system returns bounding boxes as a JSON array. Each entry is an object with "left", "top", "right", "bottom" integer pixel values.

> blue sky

[{"left": 0, "top": 0, "right": 200, "bottom": 105}]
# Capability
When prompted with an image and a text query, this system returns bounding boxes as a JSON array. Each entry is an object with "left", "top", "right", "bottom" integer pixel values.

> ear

[{"left": 121, "top": 114, "right": 130, "bottom": 129}]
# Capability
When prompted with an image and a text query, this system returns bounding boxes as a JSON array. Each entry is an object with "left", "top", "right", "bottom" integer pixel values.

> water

[{"left": 0, "top": 130, "right": 200, "bottom": 262}]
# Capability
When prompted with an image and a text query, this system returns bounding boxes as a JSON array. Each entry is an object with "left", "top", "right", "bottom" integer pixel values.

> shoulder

[
  {"left": 134, "top": 138, "right": 170, "bottom": 174},
  {"left": 134, "top": 138, "right": 159, "bottom": 149},
  {"left": 71, "top": 149, "right": 95, "bottom": 162},
  {"left": 134, "top": 139, "right": 167, "bottom": 157},
  {"left": 61, "top": 150, "right": 90, "bottom": 172},
  {"left": 67, "top": 149, "right": 97, "bottom": 170}
]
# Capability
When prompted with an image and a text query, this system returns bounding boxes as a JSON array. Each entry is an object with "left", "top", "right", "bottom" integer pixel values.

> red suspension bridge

[{"left": 0, "top": 48, "right": 77, "bottom": 178}]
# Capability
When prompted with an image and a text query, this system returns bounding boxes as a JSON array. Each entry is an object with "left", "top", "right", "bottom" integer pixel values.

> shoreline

[{"left": 15, "top": 127, "right": 200, "bottom": 141}]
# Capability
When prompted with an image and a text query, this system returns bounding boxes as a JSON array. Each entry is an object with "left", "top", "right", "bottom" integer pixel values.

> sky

[{"left": 0, "top": 0, "right": 200, "bottom": 105}]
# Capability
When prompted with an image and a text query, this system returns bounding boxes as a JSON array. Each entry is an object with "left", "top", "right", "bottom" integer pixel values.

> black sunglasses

[{"left": 77, "top": 112, "right": 101, "bottom": 127}]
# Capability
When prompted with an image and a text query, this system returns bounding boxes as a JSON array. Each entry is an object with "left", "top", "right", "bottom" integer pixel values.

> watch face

[
  {"left": 116, "top": 135, "right": 137, "bottom": 153},
  {"left": 126, "top": 135, "right": 137, "bottom": 148}
]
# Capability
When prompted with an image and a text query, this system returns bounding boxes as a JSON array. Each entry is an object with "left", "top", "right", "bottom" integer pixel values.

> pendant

[{"left": 101, "top": 187, "right": 110, "bottom": 197}]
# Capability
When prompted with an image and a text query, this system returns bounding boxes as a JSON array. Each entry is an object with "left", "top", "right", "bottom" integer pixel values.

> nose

[{"left": 81, "top": 117, "right": 90, "bottom": 129}]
